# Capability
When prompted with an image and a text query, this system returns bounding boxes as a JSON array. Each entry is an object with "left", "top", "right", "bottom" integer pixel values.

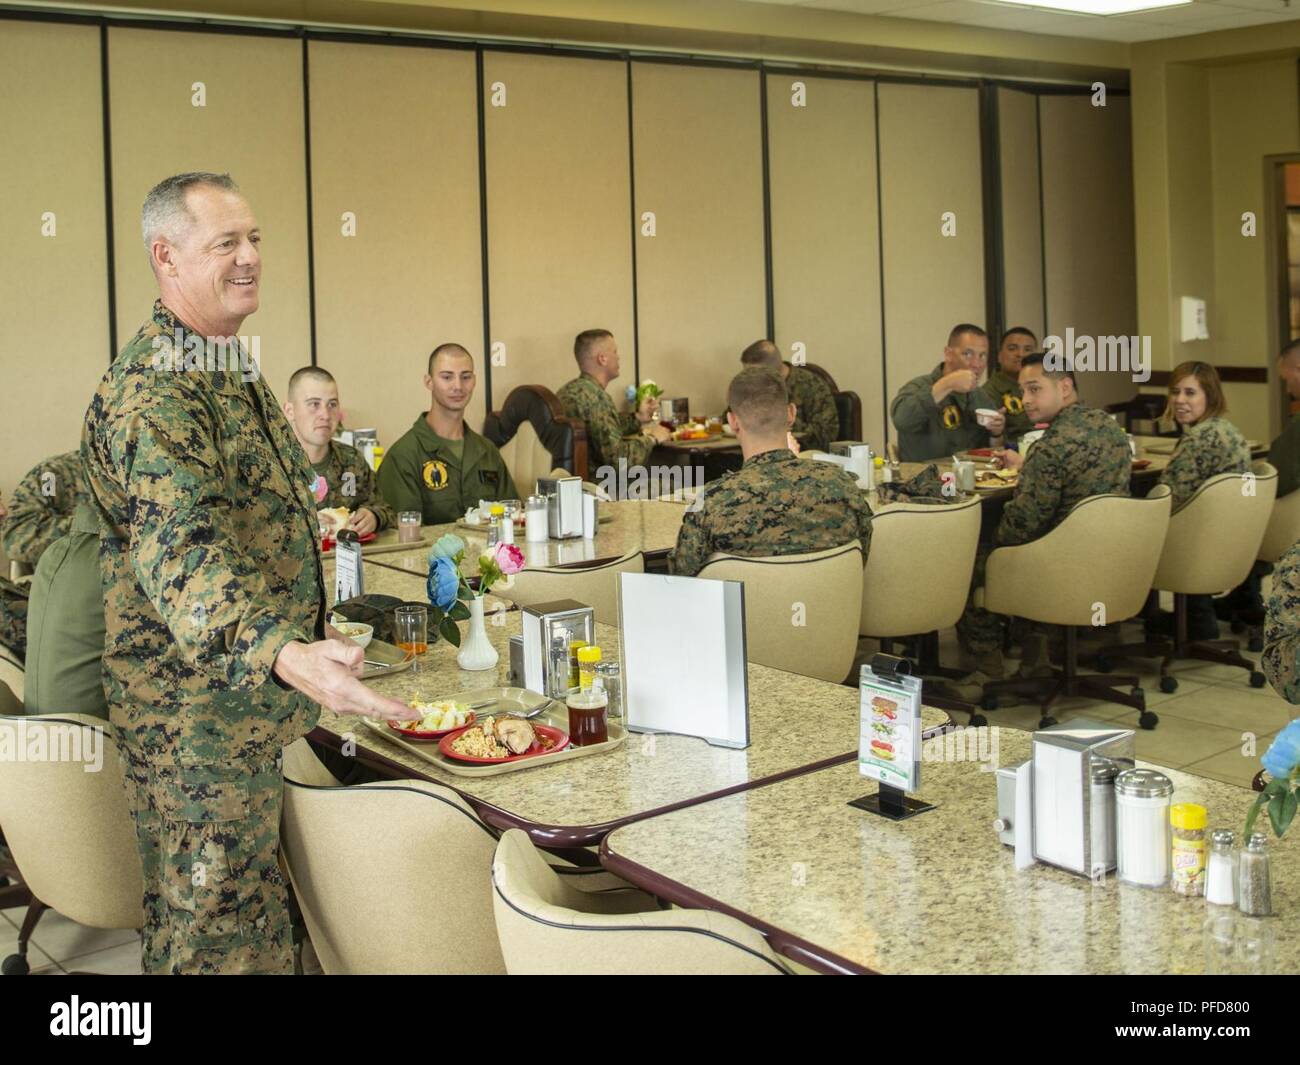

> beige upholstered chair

[
  {"left": 0, "top": 714, "right": 143, "bottom": 975},
  {"left": 1098, "top": 462, "right": 1278, "bottom": 694},
  {"left": 500, "top": 550, "right": 645, "bottom": 627},
  {"left": 492, "top": 829, "right": 793, "bottom": 975},
  {"left": 498, "top": 418, "right": 568, "bottom": 499},
  {"left": 281, "top": 773, "right": 509, "bottom": 974},
  {"left": 859, "top": 496, "right": 982, "bottom": 719},
  {"left": 0, "top": 653, "right": 21, "bottom": 706},
  {"left": 1258, "top": 487, "right": 1300, "bottom": 565},
  {"left": 976, "top": 487, "right": 1173, "bottom": 729},
  {"left": 697, "top": 542, "right": 864, "bottom": 684}
]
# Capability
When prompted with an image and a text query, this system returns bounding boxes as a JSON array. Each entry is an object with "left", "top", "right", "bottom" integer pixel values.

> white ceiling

[{"left": 735, "top": 0, "right": 1300, "bottom": 41}]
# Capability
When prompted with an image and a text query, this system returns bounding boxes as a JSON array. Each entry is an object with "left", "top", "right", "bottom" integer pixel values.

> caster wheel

[
  {"left": 1249, "top": 637, "right": 1263, "bottom": 653},
  {"left": 1230, "top": 619, "right": 1246, "bottom": 635},
  {"left": 1139, "top": 710, "right": 1159, "bottom": 730},
  {"left": 1038, "top": 715, "right": 1057, "bottom": 730},
  {"left": 1159, "top": 676, "right": 1178, "bottom": 694},
  {"left": 981, "top": 693, "right": 998, "bottom": 712},
  {"left": 1095, "top": 656, "right": 1114, "bottom": 674},
  {"left": 968, "top": 713, "right": 988, "bottom": 728},
  {"left": 1251, "top": 671, "right": 1266, "bottom": 689},
  {"left": 3, "top": 952, "right": 29, "bottom": 976}
]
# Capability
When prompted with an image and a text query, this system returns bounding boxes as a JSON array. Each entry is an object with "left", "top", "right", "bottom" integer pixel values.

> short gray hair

[{"left": 141, "top": 172, "right": 239, "bottom": 250}]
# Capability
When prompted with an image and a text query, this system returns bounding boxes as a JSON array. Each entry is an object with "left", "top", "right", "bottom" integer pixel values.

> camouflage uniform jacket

[
  {"left": 670, "top": 448, "right": 872, "bottom": 577},
  {"left": 1264, "top": 539, "right": 1300, "bottom": 703},
  {"left": 982, "top": 368, "right": 1033, "bottom": 444},
  {"left": 2, "top": 450, "right": 89, "bottom": 565},
  {"left": 81, "top": 300, "right": 326, "bottom": 765},
  {"left": 996, "top": 402, "right": 1131, "bottom": 547},
  {"left": 786, "top": 365, "right": 840, "bottom": 452},
  {"left": 313, "top": 440, "right": 395, "bottom": 530},
  {"left": 890, "top": 363, "right": 992, "bottom": 462},
  {"left": 1268, "top": 411, "right": 1300, "bottom": 500},
  {"left": 1159, "top": 416, "right": 1251, "bottom": 512},
  {"left": 556, "top": 372, "right": 654, "bottom": 470}
]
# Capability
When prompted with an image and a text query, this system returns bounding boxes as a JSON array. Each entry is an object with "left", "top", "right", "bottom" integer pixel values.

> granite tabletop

[
  {"left": 311, "top": 611, "right": 950, "bottom": 848},
  {"left": 363, "top": 500, "right": 687, "bottom": 578},
  {"left": 601, "top": 728, "right": 1295, "bottom": 975}
]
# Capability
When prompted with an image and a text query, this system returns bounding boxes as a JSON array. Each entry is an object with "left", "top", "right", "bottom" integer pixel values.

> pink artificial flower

[
  {"left": 312, "top": 475, "right": 329, "bottom": 503},
  {"left": 493, "top": 542, "right": 525, "bottom": 575}
]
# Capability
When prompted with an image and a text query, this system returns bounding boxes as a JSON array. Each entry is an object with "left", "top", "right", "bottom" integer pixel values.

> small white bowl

[
  {"left": 333, "top": 622, "right": 373, "bottom": 649},
  {"left": 975, "top": 408, "right": 1000, "bottom": 428}
]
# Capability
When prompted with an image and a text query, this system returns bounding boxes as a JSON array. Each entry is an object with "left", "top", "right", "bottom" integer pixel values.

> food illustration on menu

[{"left": 858, "top": 677, "right": 920, "bottom": 791}]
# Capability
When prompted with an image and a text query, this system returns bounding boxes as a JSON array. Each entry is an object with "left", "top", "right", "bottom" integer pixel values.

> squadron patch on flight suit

[
  {"left": 941, "top": 405, "right": 962, "bottom": 430},
  {"left": 1003, "top": 393, "right": 1024, "bottom": 416},
  {"left": 422, "top": 460, "right": 450, "bottom": 491}
]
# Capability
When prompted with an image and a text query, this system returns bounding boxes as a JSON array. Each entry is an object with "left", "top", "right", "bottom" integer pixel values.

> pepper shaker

[{"left": 1238, "top": 833, "right": 1272, "bottom": 917}]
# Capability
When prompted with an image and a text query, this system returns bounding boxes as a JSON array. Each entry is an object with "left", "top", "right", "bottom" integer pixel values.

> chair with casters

[
  {"left": 0, "top": 713, "right": 143, "bottom": 975},
  {"left": 484, "top": 384, "right": 590, "bottom": 485},
  {"left": 497, "top": 550, "right": 645, "bottom": 627},
  {"left": 1223, "top": 486, "right": 1300, "bottom": 652},
  {"left": 492, "top": 829, "right": 793, "bottom": 975},
  {"left": 975, "top": 487, "right": 1173, "bottom": 730},
  {"left": 858, "top": 496, "right": 984, "bottom": 722},
  {"left": 696, "top": 541, "right": 865, "bottom": 684},
  {"left": 1094, "top": 463, "right": 1278, "bottom": 695}
]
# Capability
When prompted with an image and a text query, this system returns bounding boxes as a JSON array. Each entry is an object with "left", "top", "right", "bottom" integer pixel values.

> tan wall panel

[
  {"left": 1040, "top": 95, "right": 1137, "bottom": 409},
  {"left": 309, "top": 41, "right": 483, "bottom": 447},
  {"left": 632, "top": 62, "right": 766, "bottom": 416},
  {"left": 484, "top": 52, "right": 632, "bottom": 412},
  {"left": 877, "top": 83, "right": 985, "bottom": 446},
  {"left": 0, "top": 21, "right": 109, "bottom": 557},
  {"left": 998, "top": 88, "right": 1044, "bottom": 341},
  {"left": 767, "top": 74, "right": 883, "bottom": 448},
  {"left": 108, "top": 29, "right": 310, "bottom": 391}
]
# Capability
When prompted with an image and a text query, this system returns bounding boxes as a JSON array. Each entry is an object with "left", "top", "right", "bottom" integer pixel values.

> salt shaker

[
  {"left": 1115, "top": 768, "right": 1173, "bottom": 887},
  {"left": 526, "top": 495, "right": 549, "bottom": 543},
  {"left": 1238, "top": 833, "right": 1272, "bottom": 917},
  {"left": 1206, "top": 829, "right": 1237, "bottom": 906}
]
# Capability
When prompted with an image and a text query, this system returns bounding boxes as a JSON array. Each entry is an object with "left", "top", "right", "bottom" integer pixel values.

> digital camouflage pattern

[
  {"left": 786, "top": 365, "right": 839, "bottom": 452},
  {"left": 982, "top": 368, "right": 1033, "bottom": 444},
  {"left": 123, "top": 751, "right": 291, "bottom": 974},
  {"left": 1268, "top": 412, "right": 1300, "bottom": 499},
  {"left": 556, "top": 372, "right": 654, "bottom": 470},
  {"left": 376, "top": 413, "right": 518, "bottom": 525},
  {"left": 958, "top": 402, "right": 1131, "bottom": 654},
  {"left": 313, "top": 439, "right": 395, "bottom": 530},
  {"left": 1159, "top": 416, "right": 1252, "bottom": 511},
  {"left": 83, "top": 300, "right": 326, "bottom": 974},
  {"left": 0, "top": 577, "right": 28, "bottom": 660},
  {"left": 890, "top": 363, "right": 993, "bottom": 462},
  {"left": 670, "top": 448, "right": 872, "bottom": 577},
  {"left": 996, "top": 403, "right": 1132, "bottom": 547},
  {"left": 1264, "top": 539, "right": 1300, "bottom": 704},
  {"left": 1, "top": 450, "right": 89, "bottom": 565}
]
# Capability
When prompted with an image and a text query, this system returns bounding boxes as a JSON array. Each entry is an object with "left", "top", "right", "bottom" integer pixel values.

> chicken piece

[{"left": 494, "top": 716, "right": 536, "bottom": 755}]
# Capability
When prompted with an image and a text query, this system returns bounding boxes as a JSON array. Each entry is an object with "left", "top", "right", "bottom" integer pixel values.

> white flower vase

[{"left": 456, "top": 595, "right": 499, "bottom": 671}]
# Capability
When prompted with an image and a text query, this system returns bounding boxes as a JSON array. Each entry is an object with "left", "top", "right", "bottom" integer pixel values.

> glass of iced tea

[
  {"left": 566, "top": 685, "right": 608, "bottom": 747},
  {"left": 394, "top": 605, "right": 428, "bottom": 670}
]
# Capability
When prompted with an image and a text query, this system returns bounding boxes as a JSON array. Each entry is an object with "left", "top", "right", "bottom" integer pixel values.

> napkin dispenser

[
  {"left": 537, "top": 476, "right": 584, "bottom": 539},
  {"left": 830, "top": 442, "right": 874, "bottom": 486},
  {"left": 520, "top": 599, "right": 594, "bottom": 698},
  {"left": 1031, "top": 718, "right": 1134, "bottom": 877}
]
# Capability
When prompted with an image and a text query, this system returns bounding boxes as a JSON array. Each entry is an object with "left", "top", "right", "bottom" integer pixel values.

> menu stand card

[
  {"left": 334, "top": 532, "right": 363, "bottom": 605},
  {"left": 618, "top": 572, "right": 749, "bottom": 749},
  {"left": 848, "top": 654, "right": 935, "bottom": 821}
]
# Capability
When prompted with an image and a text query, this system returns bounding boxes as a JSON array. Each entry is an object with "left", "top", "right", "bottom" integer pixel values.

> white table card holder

[{"left": 617, "top": 572, "right": 749, "bottom": 749}]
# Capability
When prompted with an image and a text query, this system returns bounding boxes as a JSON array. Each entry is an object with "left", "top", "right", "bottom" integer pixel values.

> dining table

[
  {"left": 600, "top": 727, "right": 1295, "bottom": 975},
  {"left": 308, "top": 610, "right": 952, "bottom": 850}
]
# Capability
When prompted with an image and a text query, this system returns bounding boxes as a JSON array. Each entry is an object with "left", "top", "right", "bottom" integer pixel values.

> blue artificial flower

[
  {"left": 1262, "top": 719, "right": 1300, "bottom": 781},
  {"left": 427, "top": 554, "right": 460, "bottom": 611},
  {"left": 430, "top": 533, "right": 465, "bottom": 561}
]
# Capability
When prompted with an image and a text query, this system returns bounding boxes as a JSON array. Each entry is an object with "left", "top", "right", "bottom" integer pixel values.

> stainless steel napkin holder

[
  {"left": 520, "top": 599, "right": 594, "bottom": 698},
  {"left": 537, "top": 476, "right": 584, "bottom": 539}
]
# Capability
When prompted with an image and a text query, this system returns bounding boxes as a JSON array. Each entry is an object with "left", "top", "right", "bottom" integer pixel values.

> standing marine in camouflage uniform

[
  {"left": 82, "top": 172, "right": 412, "bottom": 975},
  {"left": 1, "top": 450, "right": 89, "bottom": 566},
  {"left": 557, "top": 329, "right": 671, "bottom": 474},
  {"left": 377, "top": 344, "right": 518, "bottom": 524},
  {"left": 671, "top": 369, "right": 871, "bottom": 576},
  {"left": 280, "top": 366, "right": 395, "bottom": 532},
  {"left": 955, "top": 353, "right": 1131, "bottom": 692},
  {"left": 1263, "top": 539, "right": 1300, "bottom": 703},
  {"left": 739, "top": 340, "right": 839, "bottom": 451},
  {"left": 0, "top": 491, "right": 28, "bottom": 660},
  {"left": 983, "top": 327, "right": 1038, "bottom": 445},
  {"left": 890, "top": 324, "right": 1006, "bottom": 461}
]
